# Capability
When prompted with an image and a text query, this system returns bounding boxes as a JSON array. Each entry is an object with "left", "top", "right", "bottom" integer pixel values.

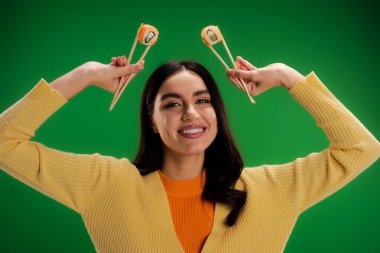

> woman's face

[{"left": 152, "top": 70, "right": 218, "bottom": 156}]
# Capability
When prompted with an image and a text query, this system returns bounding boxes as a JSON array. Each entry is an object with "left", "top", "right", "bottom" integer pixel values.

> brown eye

[
  {"left": 164, "top": 102, "right": 181, "bottom": 109},
  {"left": 196, "top": 99, "right": 210, "bottom": 104}
]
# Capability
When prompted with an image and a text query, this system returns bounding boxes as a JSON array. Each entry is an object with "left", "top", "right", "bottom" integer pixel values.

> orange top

[{"left": 158, "top": 170, "right": 215, "bottom": 253}]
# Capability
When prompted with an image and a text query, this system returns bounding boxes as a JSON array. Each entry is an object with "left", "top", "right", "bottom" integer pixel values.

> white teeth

[{"left": 181, "top": 128, "right": 204, "bottom": 134}]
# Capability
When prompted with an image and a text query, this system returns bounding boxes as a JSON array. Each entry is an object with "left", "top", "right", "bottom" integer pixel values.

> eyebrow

[{"left": 160, "top": 90, "right": 210, "bottom": 101}]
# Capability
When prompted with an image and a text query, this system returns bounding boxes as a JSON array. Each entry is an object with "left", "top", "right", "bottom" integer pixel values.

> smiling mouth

[{"left": 178, "top": 127, "right": 207, "bottom": 138}]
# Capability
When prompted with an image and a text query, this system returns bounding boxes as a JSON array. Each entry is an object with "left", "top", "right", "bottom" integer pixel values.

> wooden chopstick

[
  {"left": 109, "top": 45, "right": 151, "bottom": 111},
  {"left": 207, "top": 44, "right": 255, "bottom": 103},
  {"left": 221, "top": 38, "right": 255, "bottom": 104}
]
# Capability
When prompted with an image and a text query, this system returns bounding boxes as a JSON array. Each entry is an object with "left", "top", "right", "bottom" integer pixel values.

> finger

[
  {"left": 241, "top": 66, "right": 249, "bottom": 71},
  {"left": 225, "top": 70, "right": 241, "bottom": 89},
  {"left": 122, "top": 55, "right": 128, "bottom": 66},
  {"left": 122, "top": 72, "right": 139, "bottom": 86},
  {"left": 112, "top": 56, "right": 123, "bottom": 66},
  {"left": 111, "top": 57, "right": 119, "bottom": 66},
  {"left": 227, "top": 69, "right": 254, "bottom": 81},
  {"left": 232, "top": 65, "right": 251, "bottom": 86},
  {"left": 236, "top": 56, "right": 256, "bottom": 70},
  {"left": 235, "top": 60, "right": 241, "bottom": 69},
  {"left": 237, "top": 57, "right": 256, "bottom": 71},
  {"left": 121, "top": 74, "right": 131, "bottom": 86},
  {"left": 235, "top": 60, "right": 249, "bottom": 71},
  {"left": 115, "top": 63, "right": 144, "bottom": 78},
  {"left": 236, "top": 56, "right": 254, "bottom": 68},
  {"left": 117, "top": 57, "right": 124, "bottom": 66}
]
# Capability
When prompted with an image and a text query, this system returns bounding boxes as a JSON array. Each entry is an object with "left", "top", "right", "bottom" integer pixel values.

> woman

[{"left": 0, "top": 55, "right": 379, "bottom": 253}]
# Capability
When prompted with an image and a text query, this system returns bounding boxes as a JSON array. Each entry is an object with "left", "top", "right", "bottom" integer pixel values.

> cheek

[
  {"left": 205, "top": 108, "right": 218, "bottom": 127},
  {"left": 152, "top": 106, "right": 165, "bottom": 131},
  {"left": 153, "top": 112, "right": 177, "bottom": 136},
  {"left": 209, "top": 111, "right": 218, "bottom": 140}
]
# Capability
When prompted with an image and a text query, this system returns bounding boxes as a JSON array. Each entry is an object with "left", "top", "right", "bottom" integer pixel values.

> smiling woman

[
  {"left": 0, "top": 56, "right": 379, "bottom": 253},
  {"left": 152, "top": 70, "right": 218, "bottom": 158},
  {"left": 133, "top": 61, "right": 246, "bottom": 252}
]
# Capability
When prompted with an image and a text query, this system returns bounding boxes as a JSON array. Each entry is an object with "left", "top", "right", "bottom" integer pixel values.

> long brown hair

[{"left": 133, "top": 61, "right": 247, "bottom": 226}]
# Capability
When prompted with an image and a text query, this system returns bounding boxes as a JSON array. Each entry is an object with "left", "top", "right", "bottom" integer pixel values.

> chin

[{"left": 177, "top": 143, "right": 211, "bottom": 156}]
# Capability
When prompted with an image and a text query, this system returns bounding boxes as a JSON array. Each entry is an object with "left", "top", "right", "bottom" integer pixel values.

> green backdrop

[{"left": 1, "top": 0, "right": 379, "bottom": 252}]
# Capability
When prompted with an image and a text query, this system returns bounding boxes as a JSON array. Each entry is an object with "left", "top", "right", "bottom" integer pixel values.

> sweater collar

[
  {"left": 158, "top": 169, "right": 206, "bottom": 196},
  {"left": 143, "top": 170, "right": 237, "bottom": 252}
]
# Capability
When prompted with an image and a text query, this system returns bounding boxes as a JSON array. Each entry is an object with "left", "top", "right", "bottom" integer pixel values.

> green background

[{"left": 1, "top": 0, "right": 379, "bottom": 252}]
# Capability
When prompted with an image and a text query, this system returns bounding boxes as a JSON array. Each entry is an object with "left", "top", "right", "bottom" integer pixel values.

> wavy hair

[{"left": 133, "top": 61, "right": 247, "bottom": 226}]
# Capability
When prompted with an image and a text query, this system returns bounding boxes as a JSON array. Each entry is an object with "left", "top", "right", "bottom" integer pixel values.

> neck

[{"left": 161, "top": 148, "right": 205, "bottom": 180}]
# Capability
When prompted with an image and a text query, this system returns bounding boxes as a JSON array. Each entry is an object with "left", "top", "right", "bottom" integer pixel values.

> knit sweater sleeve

[
  {"left": 0, "top": 79, "right": 128, "bottom": 214},
  {"left": 249, "top": 72, "right": 380, "bottom": 214}
]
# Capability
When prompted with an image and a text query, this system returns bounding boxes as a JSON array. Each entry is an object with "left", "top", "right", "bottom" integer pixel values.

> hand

[
  {"left": 226, "top": 56, "right": 304, "bottom": 96},
  {"left": 85, "top": 55, "right": 144, "bottom": 93},
  {"left": 50, "top": 56, "right": 144, "bottom": 100}
]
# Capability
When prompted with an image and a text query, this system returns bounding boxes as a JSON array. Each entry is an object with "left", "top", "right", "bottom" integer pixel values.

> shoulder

[{"left": 237, "top": 165, "right": 277, "bottom": 191}]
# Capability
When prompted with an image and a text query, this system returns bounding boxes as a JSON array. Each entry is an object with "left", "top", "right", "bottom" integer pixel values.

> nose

[{"left": 182, "top": 105, "right": 199, "bottom": 121}]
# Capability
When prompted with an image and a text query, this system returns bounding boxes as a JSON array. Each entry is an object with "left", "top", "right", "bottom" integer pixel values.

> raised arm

[
  {"left": 51, "top": 55, "right": 144, "bottom": 99},
  {"left": 227, "top": 58, "right": 380, "bottom": 213},
  {"left": 0, "top": 57, "right": 144, "bottom": 214}
]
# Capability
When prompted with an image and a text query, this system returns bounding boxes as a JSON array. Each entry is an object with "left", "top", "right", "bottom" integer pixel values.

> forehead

[{"left": 157, "top": 70, "right": 208, "bottom": 95}]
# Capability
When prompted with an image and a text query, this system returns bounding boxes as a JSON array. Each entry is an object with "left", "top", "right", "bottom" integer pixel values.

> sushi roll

[
  {"left": 201, "top": 25, "right": 222, "bottom": 46},
  {"left": 137, "top": 24, "right": 159, "bottom": 46},
  {"left": 200, "top": 25, "right": 256, "bottom": 104}
]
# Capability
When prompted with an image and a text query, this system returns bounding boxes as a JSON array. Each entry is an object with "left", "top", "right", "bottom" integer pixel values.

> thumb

[
  {"left": 115, "top": 62, "right": 144, "bottom": 77},
  {"left": 227, "top": 69, "right": 254, "bottom": 81}
]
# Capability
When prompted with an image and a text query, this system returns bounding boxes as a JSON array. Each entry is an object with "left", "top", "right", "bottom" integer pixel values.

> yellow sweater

[{"left": 0, "top": 72, "right": 379, "bottom": 253}]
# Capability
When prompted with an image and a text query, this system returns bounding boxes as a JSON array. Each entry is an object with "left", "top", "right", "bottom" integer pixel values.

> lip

[{"left": 178, "top": 124, "right": 207, "bottom": 139}]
